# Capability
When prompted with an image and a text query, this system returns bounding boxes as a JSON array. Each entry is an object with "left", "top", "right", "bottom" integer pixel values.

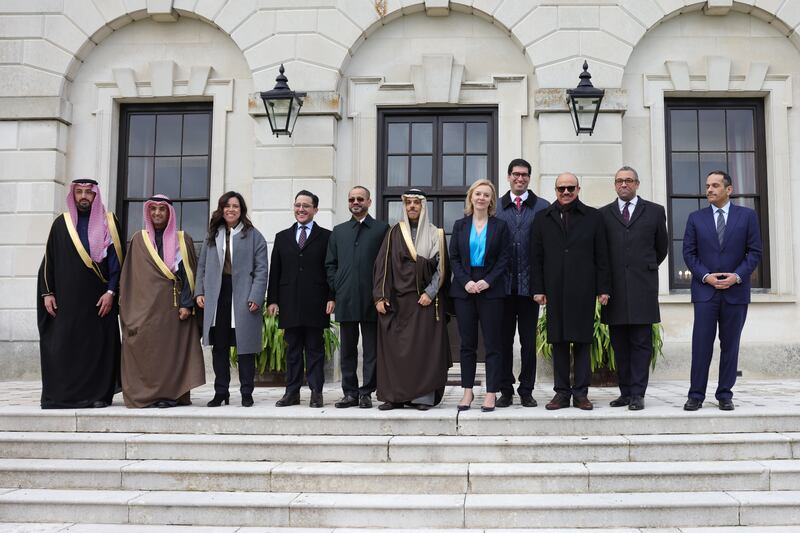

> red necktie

[
  {"left": 623, "top": 202, "right": 631, "bottom": 225},
  {"left": 514, "top": 196, "right": 522, "bottom": 211}
]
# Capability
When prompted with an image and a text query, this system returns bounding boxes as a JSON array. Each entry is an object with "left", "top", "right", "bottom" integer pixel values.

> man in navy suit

[{"left": 682, "top": 170, "right": 762, "bottom": 411}]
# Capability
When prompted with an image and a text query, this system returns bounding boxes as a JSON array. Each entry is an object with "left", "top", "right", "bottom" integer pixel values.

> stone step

[
  {"left": 0, "top": 432, "right": 797, "bottom": 463},
  {"left": 3, "top": 403, "right": 800, "bottom": 436},
  {"left": 0, "top": 458, "right": 799, "bottom": 494},
  {"left": 1, "top": 489, "right": 800, "bottom": 528},
  {"left": 2, "top": 526, "right": 800, "bottom": 533}
]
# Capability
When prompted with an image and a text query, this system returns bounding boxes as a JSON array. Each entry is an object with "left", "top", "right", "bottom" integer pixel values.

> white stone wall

[{"left": 2, "top": 0, "right": 800, "bottom": 378}]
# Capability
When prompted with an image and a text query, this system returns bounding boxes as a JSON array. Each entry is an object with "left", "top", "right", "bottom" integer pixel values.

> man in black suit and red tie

[
  {"left": 600, "top": 166, "right": 668, "bottom": 411},
  {"left": 682, "top": 170, "right": 762, "bottom": 411},
  {"left": 267, "top": 190, "right": 334, "bottom": 408}
]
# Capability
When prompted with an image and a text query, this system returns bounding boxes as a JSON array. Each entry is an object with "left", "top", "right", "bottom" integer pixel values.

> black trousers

[
  {"left": 210, "top": 274, "right": 255, "bottom": 396},
  {"left": 454, "top": 292, "right": 504, "bottom": 393},
  {"left": 339, "top": 321, "right": 377, "bottom": 398},
  {"left": 284, "top": 326, "right": 325, "bottom": 394},
  {"left": 500, "top": 295, "right": 539, "bottom": 396},
  {"left": 610, "top": 324, "right": 652, "bottom": 398},
  {"left": 552, "top": 342, "right": 590, "bottom": 399}
]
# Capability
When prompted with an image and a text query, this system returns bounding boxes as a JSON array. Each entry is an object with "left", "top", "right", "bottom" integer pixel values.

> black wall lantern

[
  {"left": 566, "top": 61, "right": 605, "bottom": 136},
  {"left": 260, "top": 64, "right": 306, "bottom": 137}
]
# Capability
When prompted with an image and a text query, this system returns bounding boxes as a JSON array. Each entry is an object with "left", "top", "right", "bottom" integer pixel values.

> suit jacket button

[{"left": 564, "top": 249, "right": 569, "bottom": 253}]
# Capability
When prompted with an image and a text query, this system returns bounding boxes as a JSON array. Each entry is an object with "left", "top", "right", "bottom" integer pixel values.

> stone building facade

[{"left": 1, "top": 0, "right": 798, "bottom": 379}]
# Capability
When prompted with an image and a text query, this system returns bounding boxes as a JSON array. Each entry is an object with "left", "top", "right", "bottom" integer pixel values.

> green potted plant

[
  {"left": 230, "top": 307, "right": 340, "bottom": 385},
  {"left": 536, "top": 299, "right": 664, "bottom": 385}
]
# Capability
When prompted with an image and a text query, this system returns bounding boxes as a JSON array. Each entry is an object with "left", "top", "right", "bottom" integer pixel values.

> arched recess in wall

[
  {"left": 622, "top": 7, "right": 798, "bottom": 300},
  {"left": 65, "top": 15, "right": 254, "bottom": 235},
  {"left": 336, "top": 8, "right": 534, "bottom": 220}
]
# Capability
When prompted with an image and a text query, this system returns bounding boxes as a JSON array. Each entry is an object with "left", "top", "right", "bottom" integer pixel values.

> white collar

[
  {"left": 617, "top": 196, "right": 639, "bottom": 210},
  {"left": 512, "top": 191, "right": 529, "bottom": 203},
  {"left": 712, "top": 202, "right": 731, "bottom": 215}
]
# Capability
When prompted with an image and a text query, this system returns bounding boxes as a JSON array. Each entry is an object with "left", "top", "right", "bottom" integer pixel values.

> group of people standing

[{"left": 37, "top": 156, "right": 761, "bottom": 413}]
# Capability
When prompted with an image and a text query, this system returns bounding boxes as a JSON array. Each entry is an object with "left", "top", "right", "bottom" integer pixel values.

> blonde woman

[{"left": 449, "top": 179, "right": 510, "bottom": 412}]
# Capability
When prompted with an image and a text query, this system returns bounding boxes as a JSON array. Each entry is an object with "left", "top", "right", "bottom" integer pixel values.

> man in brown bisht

[
  {"left": 373, "top": 188, "right": 450, "bottom": 410},
  {"left": 119, "top": 194, "right": 205, "bottom": 408}
]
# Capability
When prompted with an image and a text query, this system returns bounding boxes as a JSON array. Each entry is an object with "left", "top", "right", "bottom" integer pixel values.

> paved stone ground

[{"left": 3, "top": 379, "right": 800, "bottom": 411}]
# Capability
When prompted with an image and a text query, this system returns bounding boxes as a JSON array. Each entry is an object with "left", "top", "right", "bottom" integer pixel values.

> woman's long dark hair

[{"left": 207, "top": 191, "right": 254, "bottom": 246}]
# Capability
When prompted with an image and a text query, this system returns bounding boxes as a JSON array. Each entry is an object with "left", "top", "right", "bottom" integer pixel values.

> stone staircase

[{"left": 0, "top": 380, "right": 799, "bottom": 530}]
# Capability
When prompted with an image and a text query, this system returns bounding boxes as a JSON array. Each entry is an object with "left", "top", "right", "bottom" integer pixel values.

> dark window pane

[
  {"left": 127, "top": 157, "right": 153, "bottom": 197},
  {"left": 411, "top": 123, "right": 432, "bottom": 153},
  {"left": 466, "top": 123, "right": 487, "bottom": 153},
  {"left": 128, "top": 115, "right": 155, "bottom": 156},
  {"left": 698, "top": 110, "right": 726, "bottom": 151},
  {"left": 442, "top": 123, "right": 464, "bottom": 153},
  {"left": 670, "top": 110, "right": 697, "bottom": 151},
  {"left": 126, "top": 201, "right": 144, "bottom": 240},
  {"left": 442, "top": 155, "right": 464, "bottom": 186},
  {"left": 154, "top": 157, "right": 180, "bottom": 198},
  {"left": 182, "top": 114, "right": 210, "bottom": 155},
  {"left": 155, "top": 115, "right": 182, "bottom": 156},
  {"left": 387, "top": 156, "right": 408, "bottom": 187},
  {"left": 671, "top": 198, "right": 700, "bottom": 239},
  {"left": 727, "top": 109, "right": 754, "bottom": 151},
  {"left": 388, "top": 123, "right": 409, "bottom": 154},
  {"left": 410, "top": 155, "right": 432, "bottom": 186},
  {"left": 699, "top": 153, "right": 727, "bottom": 187},
  {"left": 443, "top": 200, "right": 464, "bottom": 234},
  {"left": 728, "top": 152, "right": 756, "bottom": 194},
  {"left": 670, "top": 153, "right": 700, "bottom": 195},
  {"left": 466, "top": 155, "right": 487, "bottom": 183},
  {"left": 672, "top": 240, "right": 691, "bottom": 286},
  {"left": 181, "top": 156, "right": 209, "bottom": 198},
  {"left": 180, "top": 201, "right": 208, "bottom": 241}
]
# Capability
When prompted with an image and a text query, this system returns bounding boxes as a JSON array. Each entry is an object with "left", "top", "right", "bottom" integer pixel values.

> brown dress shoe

[
  {"left": 572, "top": 396, "right": 593, "bottom": 410},
  {"left": 545, "top": 394, "right": 570, "bottom": 410}
]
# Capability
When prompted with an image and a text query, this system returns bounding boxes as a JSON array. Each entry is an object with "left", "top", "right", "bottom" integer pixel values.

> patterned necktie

[
  {"left": 716, "top": 209, "right": 725, "bottom": 246},
  {"left": 298, "top": 225, "right": 307, "bottom": 248},
  {"left": 514, "top": 196, "right": 522, "bottom": 211},
  {"left": 622, "top": 201, "right": 631, "bottom": 225}
]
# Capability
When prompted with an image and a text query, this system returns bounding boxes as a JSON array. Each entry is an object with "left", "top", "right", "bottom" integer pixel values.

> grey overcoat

[{"left": 195, "top": 225, "right": 268, "bottom": 355}]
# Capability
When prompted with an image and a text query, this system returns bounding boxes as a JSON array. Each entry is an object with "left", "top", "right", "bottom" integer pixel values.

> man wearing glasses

[
  {"left": 531, "top": 172, "right": 611, "bottom": 410},
  {"left": 495, "top": 159, "right": 549, "bottom": 408},
  {"left": 600, "top": 167, "right": 668, "bottom": 411},
  {"left": 326, "top": 186, "right": 389, "bottom": 409}
]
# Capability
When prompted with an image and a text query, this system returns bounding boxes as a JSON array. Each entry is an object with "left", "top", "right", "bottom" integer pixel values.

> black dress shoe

[
  {"left": 718, "top": 399, "right": 735, "bottom": 411},
  {"left": 456, "top": 403, "right": 471, "bottom": 412},
  {"left": 628, "top": 396, "right": 645, "bottom": 410},
  {"left": 207, "top": 394, "right": 230, "bottom": 407},
  {"left": 480, "top": 405, "right": 495, "bottom": 412},
  {"left": 241, "top": 393, "right": 254, "bottom": 407},
  {"left": 414, "top": 404, "right": 430, "bottom": 411},
  {"left": 378, "top": 401, "right": 404, "bottom": 411},
  {"left": 545, "top": 394, "right": 571, "bottom": 410},
  {"left": 309, "top": 391, "right": 323, "bottom": 408},
  {"left": 275, "top": 392, "right": 299, "bottom": 407},
  {"left": 495, "top": 394, "right": 513, "bottom": 408},
  {"left": 335, "top": 395, "right": 359, "bottom": 408},
  {"left": 683, "top": 398, "right": 703, "bottom": 411},
  {"left": 609, "top": 395, "right": 630, "bottom": 407},
  {"left": 520, "top": 394, "right": 537, "bottom": 407},
  {"left": 359, "top": 395, "right": 373, "bottom": 409},
  {"left": 91, "top": 401, "right": 109, "bottom": 408}
]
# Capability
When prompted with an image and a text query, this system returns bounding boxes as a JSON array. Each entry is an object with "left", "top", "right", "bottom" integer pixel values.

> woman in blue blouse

[{"left": 449, "top": 179, "right": 510, "bottom": 412}]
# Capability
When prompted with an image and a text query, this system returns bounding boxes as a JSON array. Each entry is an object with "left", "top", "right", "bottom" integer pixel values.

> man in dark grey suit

[{"left": 600, "top": 166, "right": 668, "bottom": 411}]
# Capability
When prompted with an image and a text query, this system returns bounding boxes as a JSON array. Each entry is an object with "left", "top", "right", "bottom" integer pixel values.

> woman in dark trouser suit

[
  {"left": 449, "top": 179, "right": 510, "bottom": 412},
  {"left": 196, "top": 191, "right": 268, "bottom": 407}
]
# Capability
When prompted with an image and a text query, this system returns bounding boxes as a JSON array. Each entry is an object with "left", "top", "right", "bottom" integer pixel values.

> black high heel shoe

[
  {"left": 241, "top": 393, "right": 254, "bottom": 407},
  {"left": 207, "top": 394, "right": 230, "bottom": 407}
]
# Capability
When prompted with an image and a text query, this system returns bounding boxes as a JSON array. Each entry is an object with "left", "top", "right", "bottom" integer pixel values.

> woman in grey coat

[{"left": 196, "top": 191, "right": 268, "bottom": 407}]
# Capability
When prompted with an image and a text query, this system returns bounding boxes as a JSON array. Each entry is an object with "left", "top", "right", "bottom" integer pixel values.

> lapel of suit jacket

[
  {"left": 461, "top": 216, "right": 472, "bottom": 267},
  {"left": 609, "top": 200, "right": 626, "bottom": 227},
  {"left": 702, "top": 205, "right": 721, "bottom": 250},
  {"left": 215, "top": 227, "right": 225, "bottom": 268},
  {"left": 485, "top": 216, "right": 495, "bottom": 256},
  {"left": 721, "top": 204, "right": 742, "bottom": 251},
  {"left": 628, "top": 197, "right": 646, "bottom": 226}
]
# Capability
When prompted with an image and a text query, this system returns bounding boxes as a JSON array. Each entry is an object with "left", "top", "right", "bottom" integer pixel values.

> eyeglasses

[
  {"left": 556, "top": 186, "right": 577, "bottom": 193},
  {"left": 511, "top": 172, "right": 530, "bottom": 179},
  {"left": 614, "top": 178, "right": 638, "bottom": 185},
  {"left": 348, "top": 196, "right": 366, "bottom": 203}
]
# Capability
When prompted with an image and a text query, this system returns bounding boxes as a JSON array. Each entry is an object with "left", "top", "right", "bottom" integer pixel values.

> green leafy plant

[
  {"left": 230, "top": 308, "right": 340, "bottom": 374},
  {"left": 536, "top": 299, "right": 664, "bottom": 371}
]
